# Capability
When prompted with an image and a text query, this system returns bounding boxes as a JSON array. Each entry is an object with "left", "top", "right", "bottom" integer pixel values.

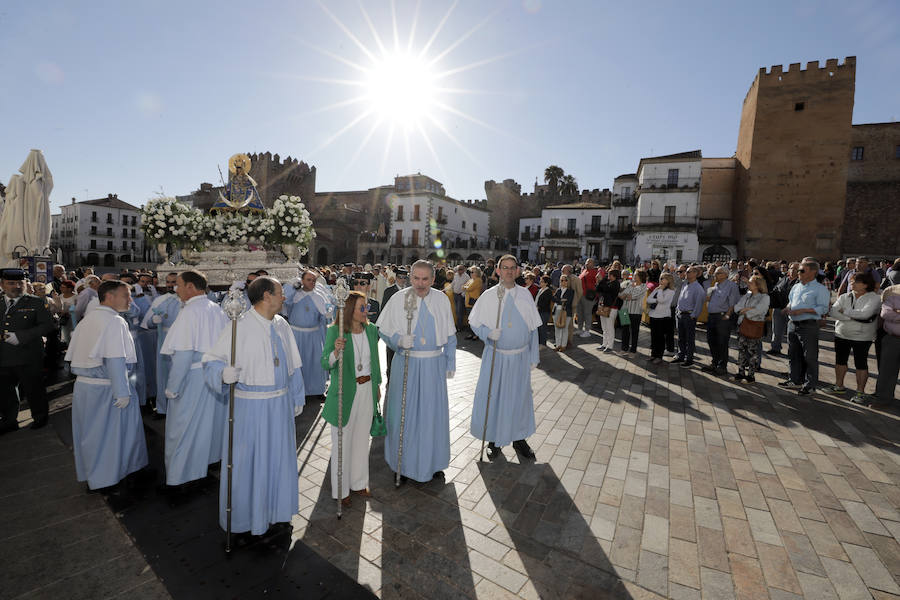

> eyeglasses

[
  {"left": 677, "top": 270, "right": 686, "bottom": 274},
  {"left": 798, "top": 268, "right": 806, "bottom": 273},
  {"left": 499, "top": 265, "right": 517, "bottom": 271}
]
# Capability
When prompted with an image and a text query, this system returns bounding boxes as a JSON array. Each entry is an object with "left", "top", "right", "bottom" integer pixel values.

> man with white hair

[
  {"left": 703, "top": 266, "right": 740, "bottom": 375},
  {"left": 779, "top": 259, "right": 831, "bottom": 395},
  {"left": 74, "top": 275, "right": 101, "bottom": 322}
]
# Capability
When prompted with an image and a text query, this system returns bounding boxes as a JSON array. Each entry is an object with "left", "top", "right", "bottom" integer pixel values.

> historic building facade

[{"left": 51, "top": 195, "right": 148, "bottom": 268}]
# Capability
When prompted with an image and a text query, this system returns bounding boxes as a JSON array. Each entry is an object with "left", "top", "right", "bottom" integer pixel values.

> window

[
  {"left": 524, "top": 225, "right": 531, "bottom": 238},
  {"left": 412, "top": 205, "right": 420, "bottom": 221},
  {"left": 90, "top": 240, "right": 96, "bottom": 249},
  {"left": 122, "top": 215, "right": 127, "bottom": 224},
  {"left": 91, "top": 211, "right": 97, "bottom": 222},
  {"left": 794, "top": 102, "right": 805, "bottom": 111},
  {"left": 590, "top": 215, "right": 602, "bottom": 231},
  {"left": 667, "top": 169, "right": 679, "bottom": 186},
  {"left": 536, "top": 225, "right": 541, "bottom": 237},
  {"left": 90, "top": 226, "right": 97, "bottom": 235},
  {"left": 411, "top": 230, "right": 419, "bottom": 246},
  {"left": 106, "top": 227, "right": 113, "bottom": 237},
  {"left": 396, "top": 205, "right": 404, "bottom": 221},
  {"left": 622, "top": 186, "right": 632, "bottom": 197},
  {"left": 131, "top": 229, "right": 135, "bottom": 238},
  {"left": 395, "top": 229, "right": 403, "bottom": 246},
  {"left": 131, "top": 216, "right": 136, "bottom": 226},
  {"left": 567, "top": 218, "right": 577, "bottom": 234},
  {"left": 122, "top": 241, "right": 128, "bottom": 250},
  {"left": 131, "top": 241, "right": 136, "bottom": 250},
  {"left": 106, "top": 213, "right": 113, "bottom": 224},
  {"left": 550, "top": 218, "right": 559, "bottom": 232},
  {"left": 664, "top": 205, "right": 676, "bottom": 224},
  {"left": 851, "top": 146, "right": 864, "bottom": 161},
  {"left": 473, "top": 222, "right": 477, "bottom": 232},
  {"left": 107, "top": 241, "right": 113, "bottom": 250},
  {"left": 122, "top": 228, "right": 128, "bottom": 238},
  {"left": 437, "top": 206, "right": 443, "bottom": 220},
  {"left": 617, "top": 216, "right": 628, "bottom": 230},
  {"left": 461, "top": 220, "right": 466, "bottom": 229}
]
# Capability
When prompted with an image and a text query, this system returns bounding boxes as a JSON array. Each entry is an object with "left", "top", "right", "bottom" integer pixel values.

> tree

[
  {"left": 560, "top": 174, "right": 578, "bottom": 197},
  {"left": 543, "top": 165, "right": 564, "bottom": 191}
]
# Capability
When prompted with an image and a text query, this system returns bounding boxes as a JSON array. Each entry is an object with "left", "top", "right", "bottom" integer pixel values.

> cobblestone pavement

[{"left": 295, "top": 324, "right": 900, "bottom": 599}]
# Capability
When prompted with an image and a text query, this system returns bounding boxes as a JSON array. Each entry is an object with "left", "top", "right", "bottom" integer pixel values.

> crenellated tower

[{"left": 734, "top": 57, "right": 856, "bottom": 258}]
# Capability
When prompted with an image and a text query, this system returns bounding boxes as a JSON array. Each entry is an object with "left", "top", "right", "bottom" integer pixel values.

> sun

[{"left": 364, "top": 52, "right": 438, "bottom": 127}]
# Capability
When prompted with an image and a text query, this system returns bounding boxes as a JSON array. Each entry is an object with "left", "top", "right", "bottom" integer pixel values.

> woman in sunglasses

[{"left": 321, "top": 291, "right": 382, "bottom": 507}]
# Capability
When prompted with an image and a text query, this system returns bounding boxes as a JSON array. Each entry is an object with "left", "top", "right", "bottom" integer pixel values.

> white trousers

[
  {"left": 600, "top": 310, "right": 618, "bottom": 348},
  {"left": 330, "top": 383, "right": 374, "bottom": 499},
  {"left": 554, "top": 318, "right": 571, "bottom": 348}
]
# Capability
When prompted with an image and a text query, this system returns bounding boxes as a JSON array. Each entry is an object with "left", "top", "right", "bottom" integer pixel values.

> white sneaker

[{"left": 579, "top": 332, "right": 591, "bottom": 338}]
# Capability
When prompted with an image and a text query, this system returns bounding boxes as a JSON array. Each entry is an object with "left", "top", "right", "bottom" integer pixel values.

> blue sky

[{"left": 3, "top": 0, "right": 899, "bottom": 213}]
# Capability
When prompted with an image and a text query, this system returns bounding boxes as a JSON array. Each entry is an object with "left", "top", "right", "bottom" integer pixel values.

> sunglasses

[
  {"left": 798, "top": 268, "right": 806, "bottom": 273},
  {"left": 352, "top": 280, "right": 369, "bottom": 286},
  {"left": 358, "top": 305, "right": 368, "bottom": 313}
]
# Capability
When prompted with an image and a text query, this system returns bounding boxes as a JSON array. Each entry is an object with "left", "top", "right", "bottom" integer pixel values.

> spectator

[
  {"left": 463, "top": 267, "right": 483, "bottom": 340},
  {"left": 595, "top": 269, "right": 622, "bottom": 352},
  {"left": 450, "top": 264, "right": 470, "bottom": 331},
  {"left": 618, "top": 269, "right": 647, "bottom": 354},
  {"left": 552, "top": 275, "right": 575, "bottom": 351},
  {"left": 577, "top": 259, "right": 601, "bottom": 338},
  {"left": 648, "top": 260, "right": 661, "bottom": 284},
  {"left": 74, "top": 275, "right": 101, "bottom": 322},
  {"left": 703, "top": 267, "right": 741, "bottom": 376},
  {"left": 673, "top": 266, "right": 705, "bottom": 368},
  {"left": 56, "top": 280, "right": 78, "bottom": 343},
  {"left": 768, "top": 262, "right": 799, "bottom": 356},
  {"left": 523, "top": 272, "right": 538, "bottom": 298},
  {"left": 829, "top": 271, "right": 881, "bottom": 403},
  {"left": 885, "top": 258, "right": 900, "bottom": 288},
  {"left": 733, "top": 275, "right": 770, "bottom": 383},
  {"left": 837, "top": 256, "right": 881, "bottom": 295},
  {"left": 535, "top": 275, "right": 553, "bottom": 345},
  {"left": 647, "top": 273, "right": 676, "bottom": 365},
  {"left": 779, "top": 259, "right": 831, "bottom": 395},
  {"left": 873, "top": 285, "right": 900, "bottom": 408},
  {"left": 562, "top": 264, "right": 582, "bottom": 343}
]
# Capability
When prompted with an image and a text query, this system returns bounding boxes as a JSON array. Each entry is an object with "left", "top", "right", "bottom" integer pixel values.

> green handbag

[
  {"left": 619, "top": 310, "right": 631, "bottom": 326},
  {"left": 370, "top": 400, "right": 386, "bottom": 437}
]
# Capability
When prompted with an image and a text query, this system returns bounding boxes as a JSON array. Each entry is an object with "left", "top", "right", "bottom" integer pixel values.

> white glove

[
  {"left": 164, "top": 389, "right": 178, "bottom": 399},
  {"left": 113, "top": 396, "right": 130, "bottom": 409},
  {"left": 4, "top": 332, "right": 19, "bottom": 346},
  {"left": 488, "top": 328, "right": 502, "bottom": 341},
  {"left": 222, "top": 366, "right": 241, "bottom": 384},
  {"left": 132, "top": 318, "right": 140, "bottom": 326},
  {"left": 294, "top": 404, "right": 304, "bottom": 417},
  {"left": 447, "top": 371, "right": 455, "bottom": 379},
  {"left": 399, "top": 334, "right": 415, "bottom": 349},
  {"left": 151, "top": 314, "right": 163, "bottom": 324}
]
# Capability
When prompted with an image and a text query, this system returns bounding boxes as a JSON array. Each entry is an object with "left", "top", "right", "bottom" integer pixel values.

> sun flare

[{"left": 364, "top": 52, "right": 438, "bottom": 126}]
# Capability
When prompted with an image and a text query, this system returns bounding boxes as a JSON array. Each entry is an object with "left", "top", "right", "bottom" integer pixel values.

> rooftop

[
  {"left": 69, "top": 194, "right": 141, "bottom": 212},
  {"left": 639, "top": 150, "right": 702, "bottom": 163},
  {"left": 545, "top": 202, "right": 610, "bottom": 210}
]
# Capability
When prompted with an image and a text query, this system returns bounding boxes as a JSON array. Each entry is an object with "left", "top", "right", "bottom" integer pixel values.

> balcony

[
  {"left": 435, "top": 216, "right": 448, "bottom": 225},
  {"left": 635, "top": 216, "right": 697, "bottom": 231},
  {"left": 637, "top": 178, "right": 700, "bottom": 192},
  {"left": 519, "top": 232, "right": 541, "bottom": 242},
  {"left": 612, "top": 194, "right": 638, "bottom": 207},
  {"left": 359, "top": 232, "right": 389, "bottom": 244},
  {"left": 583, "top": 225, "right": 606, "bottom": 238},
  {"left": 544, "top": 229, "right": 579, "bottom": 239},
  {"left": 394, "top": 215, "right": 405, "bottom": 222},
  {"left": 609, "top": 225, "right": 635, "bottom": 238}
]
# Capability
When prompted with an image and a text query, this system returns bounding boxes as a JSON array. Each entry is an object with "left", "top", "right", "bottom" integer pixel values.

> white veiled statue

[{"left": 0, "top": 149, "right": 52, "bottom": 266}]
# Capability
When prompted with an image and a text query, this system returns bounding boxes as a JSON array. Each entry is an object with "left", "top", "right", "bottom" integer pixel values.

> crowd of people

[{"left": 0, "top": 252, "right": 897, "bottom": 541}]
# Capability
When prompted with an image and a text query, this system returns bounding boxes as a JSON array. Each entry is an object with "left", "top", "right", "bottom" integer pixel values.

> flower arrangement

[{"left": 141, "top": 195, "right": 315, "bottom": 256}]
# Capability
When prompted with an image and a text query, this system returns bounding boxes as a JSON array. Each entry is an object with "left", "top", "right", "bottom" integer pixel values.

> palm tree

[
  {"left": 560, "top": 174, "right": 578, "bottom": 197},
  {"left": 543, "top": 165, "right": 564, "bottom": 192}
]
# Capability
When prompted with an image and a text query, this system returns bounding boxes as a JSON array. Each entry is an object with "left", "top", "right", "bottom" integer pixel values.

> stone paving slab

[{"left": 292, "top": 322, "right": 900, "bottom": 599}]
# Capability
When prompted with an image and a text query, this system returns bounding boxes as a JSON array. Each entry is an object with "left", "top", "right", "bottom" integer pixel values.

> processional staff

[
  {"left": 396, "top": 289, "right": 417, "bottom": 487},
  {"left": 222, "top": 289, "right": 247, "bottom": 553},
  {"left": 479, "top": 285, "right": 506, "bottom": 462},
  {"left": 333, "top": 278, "right": 350, "bottom": 519}
]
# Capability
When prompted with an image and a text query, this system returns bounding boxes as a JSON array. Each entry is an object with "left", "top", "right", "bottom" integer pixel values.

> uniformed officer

[
  {"left": 0, "top": 269, "right": 55, "bottom": 432},
  {"left": 352, "top": 272, "right": 380, "bottom": 322}
]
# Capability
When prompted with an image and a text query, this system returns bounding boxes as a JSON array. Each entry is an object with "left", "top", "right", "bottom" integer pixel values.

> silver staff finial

[{"left": 222, "top": 289, "right": 247, "bottom": 320}]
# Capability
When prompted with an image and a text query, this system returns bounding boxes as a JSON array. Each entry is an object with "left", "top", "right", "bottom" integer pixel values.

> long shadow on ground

[{"left": 53, "top": 402, "right": 375, "bottom": 600}]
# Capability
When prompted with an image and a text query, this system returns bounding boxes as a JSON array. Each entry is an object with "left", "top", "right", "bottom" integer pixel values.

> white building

[
  {"left": 515, "top": 217, "right": 542, "bottom": 263},
  {"left": 388, "top": 173, "right": 492, "bottom": 264},
  {"left": 537, "top": 202, "right": 611, "bottom": 263},
  {"left": 608, "top": 174, "right": 638, "bottom": 262},
  {"left": 51, "top": 195, "right": 148, "bottom": 269},
  {"left": 633, "top": 151, "right": 701, "bottom": 264}
]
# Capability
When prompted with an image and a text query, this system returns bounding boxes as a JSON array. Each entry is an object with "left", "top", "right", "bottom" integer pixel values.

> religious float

[{"left": 142, "top": 153, "right": 315, "bottom": 287}]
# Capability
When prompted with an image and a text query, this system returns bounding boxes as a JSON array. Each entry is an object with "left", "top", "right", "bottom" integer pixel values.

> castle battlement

[{"left": 758, "top": 56, "right": 855, "bottom": 82}]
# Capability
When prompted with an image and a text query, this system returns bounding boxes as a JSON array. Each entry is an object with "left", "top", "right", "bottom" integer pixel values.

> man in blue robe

[
  {"left": 118, "top": 274, "right": 152, "bottom": 407},
  {"left": 140, "top": 272, "right": 181, "bottom": 416},
  {"left": 203, "top": 277, "right": 305, "bottom": 536},
  {"left": 377, "top": 260, "right": 456, "bottom": 482},
  {"left": 468, "top": 255, "right": 541, "bottom": 460},
  {"left": 160, "top": 270, "right": 229, "bottom": 489},
  {"left": 65, "top": 280, "right": 149, "bottom": 490},
  {"left": 283, "top": 269, "right": 329, "bottom": 401}
]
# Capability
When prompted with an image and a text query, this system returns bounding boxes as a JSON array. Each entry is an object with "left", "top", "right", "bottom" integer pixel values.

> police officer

[{"left": 0, "top": 269, "right": 55, "bottom": 432}]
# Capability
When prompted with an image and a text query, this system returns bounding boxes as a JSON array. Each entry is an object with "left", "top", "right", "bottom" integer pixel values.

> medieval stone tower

[{"left": 734, "top": 57, "right": 856, "bottom": 259}]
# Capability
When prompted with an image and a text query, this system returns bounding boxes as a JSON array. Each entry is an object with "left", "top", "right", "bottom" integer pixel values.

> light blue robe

[
  {"left": 71, "top": 358, "right": 148, "bottom": 489},
  {"left": 285, "top": 293, "right": 328, "bottom": 395},
  {"left": 165, "top": 350, "right": 224, "bottom": 485},
  {"left": 132, "top": 294, "right": 157, "bottom": 402},
  {"left": 471, "top": 300, "right": 539, "bottom": 446},
  {"left": 149, "top": 294, "right": 181, "bottom": 414},
  {"left": 122, "top": 304, "right": 150, "bottom": 405},
  {"left": 204, "top": 329, "right": 305, "bottom": 535},
  {"left": 380, "top": 301, "right": 456, "bottom": 482}
]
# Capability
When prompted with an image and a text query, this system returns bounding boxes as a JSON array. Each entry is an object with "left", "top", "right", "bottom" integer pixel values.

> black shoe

[
  {"left": 798, "top": 387, "right": 812, "bottom": 396},
  {"left": 733, "top": 373, "right": 745, "bottom": 382},
  {"left": 671, "top": 356, "right": 684, "bottom": 363},
  {"left": 680, "top": 360, "right": 694, "bottom": 368},
  {"left": 486, "top": 442, "right": 502, "bottom": 459},
  {"left": 778, "top": 380, "right": 801, "bottom": 389},
  {"left": 513, "top": 439, "right": 536, "bottom": 459},
  {"left": 745, "top": 375, "right": 755, "bottom": 383},
  {"left": 152, "top": 411, "right": 166, "bottom": 420},
  {"left": 714, "top": 367, "right": 728, "bottom": 376},
  {"left": 30, "top": 418, "right": 48, "bottom": 430},
  {"left": 766, "top": 349, "right": 782, "bottom": 356},
  {"left": 701, "top": 365, "right": 716, "bottom": 373},
  {"left": 433, "top": 471, "right": 445, "bottom": 480}
]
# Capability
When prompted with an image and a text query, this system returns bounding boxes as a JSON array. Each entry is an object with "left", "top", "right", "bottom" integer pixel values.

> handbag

[
  {"left": 370, "top": 400, "right": 386, "bottom": 437},
  {"left": 619, "top": 310, "right": 631, "bottom": 326},
  {"left": 739, "top": 318, "right": 765, "bottom": 339},
  {"left": 554, "top": 307, "right": 568, "bottom": 328}
]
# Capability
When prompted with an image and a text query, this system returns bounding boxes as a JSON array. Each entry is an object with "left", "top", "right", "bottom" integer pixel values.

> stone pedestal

[{"left": 158, "top": 244, "right": 300, "bottom": 287}]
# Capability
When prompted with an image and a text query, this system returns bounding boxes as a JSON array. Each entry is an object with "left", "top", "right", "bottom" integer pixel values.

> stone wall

[
  {"left": 734, "top": 58, "right": 856, "bottom": 259},
  {"left": 848, "top": 123, "right": 900, "bottom": 183}
]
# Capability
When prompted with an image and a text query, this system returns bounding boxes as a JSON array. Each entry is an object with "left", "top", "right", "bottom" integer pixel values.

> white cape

[
  {"left": 202, "top": 308, "right": 302, "bottom": 386},
  {"left": 376, "top": 287, "right": 454, "bottom": 346},
  {"left": 161, "top": 295, "right": 228, "bottom": 355},
  {"left": 468, "top": 284, "right": 542, "bottom": 332},
  {"left": 140, "top": 292, "right": 180, "bottom": 329},
  {"left": 65, "top": 306, "right": 137, "bottom": 368}
]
